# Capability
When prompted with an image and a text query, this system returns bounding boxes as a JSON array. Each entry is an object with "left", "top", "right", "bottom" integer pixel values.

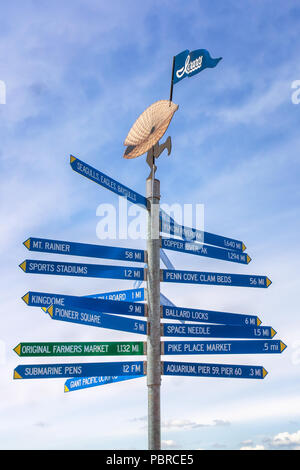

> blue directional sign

[
  {"left": 161, "top": 237, "right": 251, "bottom": 265},
  {"left": 86, "top": 288, "right": 145, "bottom": 302},
  {"left": 162, "top": 361, "right": 267, "bottom": 379},
  {"left": 162, "top": 340, "right": 287, "bottom": 355},
  {"left": 162, "top": 305, "right": 261, "bottom": 327},
  {"left": 23, "top": 237, "right": 146, "bottom": 263},
  {"left": 160, "top": 212, "right": 246, "bottom": 252},
  {"left": 162, "top": 269, "right": 272, "bottom": 288},
  {"left": 19, "top": 260, "right": 145, "bottom": 281},
  {"left": 13, "top": 361, "right": 146, "bottom": 379},
  {"left": 162, "top": 323, "right": 276, "bottom": 339},
  {"left": 64, "top": 375, "right": 142, "bottom": 393},
  {"left": 70, "top": 155, "right": 147, "bottom": 208},
  {"left": 22, "top": 291, "right": 146, "bottom": 317},
  {"left": 47, "top": 304, "right": 147, "bottom": 335},
  {"left": 38, "top": 288, "right": 145, "bottom": 314}
]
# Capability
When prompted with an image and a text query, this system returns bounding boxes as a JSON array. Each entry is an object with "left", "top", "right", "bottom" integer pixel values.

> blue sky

[{"left": 1, "top": 0, "right": 300, "bottom": 450}]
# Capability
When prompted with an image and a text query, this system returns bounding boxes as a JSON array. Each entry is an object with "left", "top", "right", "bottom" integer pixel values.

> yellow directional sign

[
  {"left": 48, "top": 305, "right": 54, "bottom": 318},
  {"left": 13, "top": 370, "right": 22, "bottom": 379},
  {"left": 19, "top": 261, "right": 26, "bottom": 272},
  {"left": 280, "top": 341, "right": 287, "bottom": 352},
  {"left": 266, "top": 278, "right": 272, "bottom": 287},
  {"left": 271, "top": 328, "right": 277, "bottom": 338},
  {"left": 23, "top": 239, "right": 31, "bottom": 250},
  {"left": 22, "top": 293, "right": 29, "bottom": 305},
  {"left": 13, "top": 344, "right": 21, "bottom": 356}
]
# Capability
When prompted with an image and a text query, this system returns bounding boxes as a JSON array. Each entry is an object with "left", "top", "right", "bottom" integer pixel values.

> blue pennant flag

[{"left": 173, "top": 49, "right": 222, "bottom": 85}]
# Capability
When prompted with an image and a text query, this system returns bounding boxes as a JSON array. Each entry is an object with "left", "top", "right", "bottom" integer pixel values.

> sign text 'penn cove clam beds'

[
  {"left": 19, "top": 261, "right": 271, "bottom": 289},
  {"left": 162, "top": 269, "right": 272, "bottom": 288},
  {"left": 23, "top": 237, "right": 146, "bottom": 263}
]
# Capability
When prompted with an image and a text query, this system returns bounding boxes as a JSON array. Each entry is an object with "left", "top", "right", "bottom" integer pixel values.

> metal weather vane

[{"left": 123, "top": 99, "right": 178, "bottom": 179}]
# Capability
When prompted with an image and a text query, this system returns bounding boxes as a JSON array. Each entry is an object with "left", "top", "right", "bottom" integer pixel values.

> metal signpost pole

[{"left": 146, "top": 175, "right": 161, "bottom": 450}]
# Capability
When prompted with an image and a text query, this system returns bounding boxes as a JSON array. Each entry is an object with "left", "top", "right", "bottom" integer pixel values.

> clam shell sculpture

[{"left": 123, "top": 100, "right": 178, "bottom": 159}]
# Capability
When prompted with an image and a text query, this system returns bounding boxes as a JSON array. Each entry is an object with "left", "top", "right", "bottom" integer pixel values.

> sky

[{"left": 0, "top": 0, "right": 300, "bottom": 450}]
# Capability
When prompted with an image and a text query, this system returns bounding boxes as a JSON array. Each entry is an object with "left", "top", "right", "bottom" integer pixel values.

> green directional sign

[{"left": 13, "top": 342, "right": 146, "bottom": 357}]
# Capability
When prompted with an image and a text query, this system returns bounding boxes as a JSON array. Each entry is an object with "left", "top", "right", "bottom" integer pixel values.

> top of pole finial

[{"left": 123, "top": 100, "right": 178, "bottom": 159}]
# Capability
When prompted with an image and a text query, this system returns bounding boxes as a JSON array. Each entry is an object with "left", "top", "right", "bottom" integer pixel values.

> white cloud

[
  {"left": 240, "top": 444, "right": 265, "bottom": 450},
  {"left": 162, "top": 440, "right": 179, "bottom": 449},
  {"left": 162, "top": 418, "right": 230, "bottom": 430},
  {"left": 217, "top": 79, "right": 290, "bottom": 125},
  {"left": 271, "top": 430, "right": 300, "bottom": 449},
  {"left": 239, "top": 429, "right": 300, "bottom": 451}
]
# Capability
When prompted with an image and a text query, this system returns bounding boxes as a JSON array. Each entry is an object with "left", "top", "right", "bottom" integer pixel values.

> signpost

[
  {"left": 162, "top": 323, "right": 276, "bottom": 339},
  {"left": 163, "top": 361, "right": 267, "bottom": 379},
  {"left": 13, "top": 361, "right": 146, "bottom": 380},
  {"left": 37, "top": 287, "right": 145, "bottom": 313},
  {"left": 162, "top": 305, "right": 261, "bottom": 326},
  {"left": 23, "top": 237, "right": 146, "bottom": 263},
  {"left": 162, "top": 340, "right": 286, "bottom": 355},
  {"left": 162, "top": 269, "right": 272, "bottom": 288},
  {"left": 14, "top": 48, "right": 287, "bottom": 452},
  {"left": 14, "top": 339, "right": 286, "bottom": 357},
  {"left": 19, "top": 260, "right": 145, "bottom": 281},
  {"left": 146, "top": 178, "right": 161, "bottom": 450},
  {"left": 70, "top": 155, "right": 147, "bottom": 208},
  {"left": 160, "top": 212, "right": 246, "bottom": 251},
  {"left": 87, "top": 288, "right": 145, "bottom": 302},
  {"left": 64, "top": 376, "right": 141, "bottom": 393},
  {"left": 14, "top": 341, "right": 146, "bottom": 357},
  {"left": 22, "top": 290, "right": 146, "bottom": 317},
  {"left": 19, "top": 261, "right": 271, "bottom": 289},
  {"left": 47, "top": 305, "right": 147, "bottom": 335},
  {"left": 161, "top": 237, "right": 251, "bottom": 264},
  {"left": 13, "top": 360, "right": 266, "bottom": 381}
]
